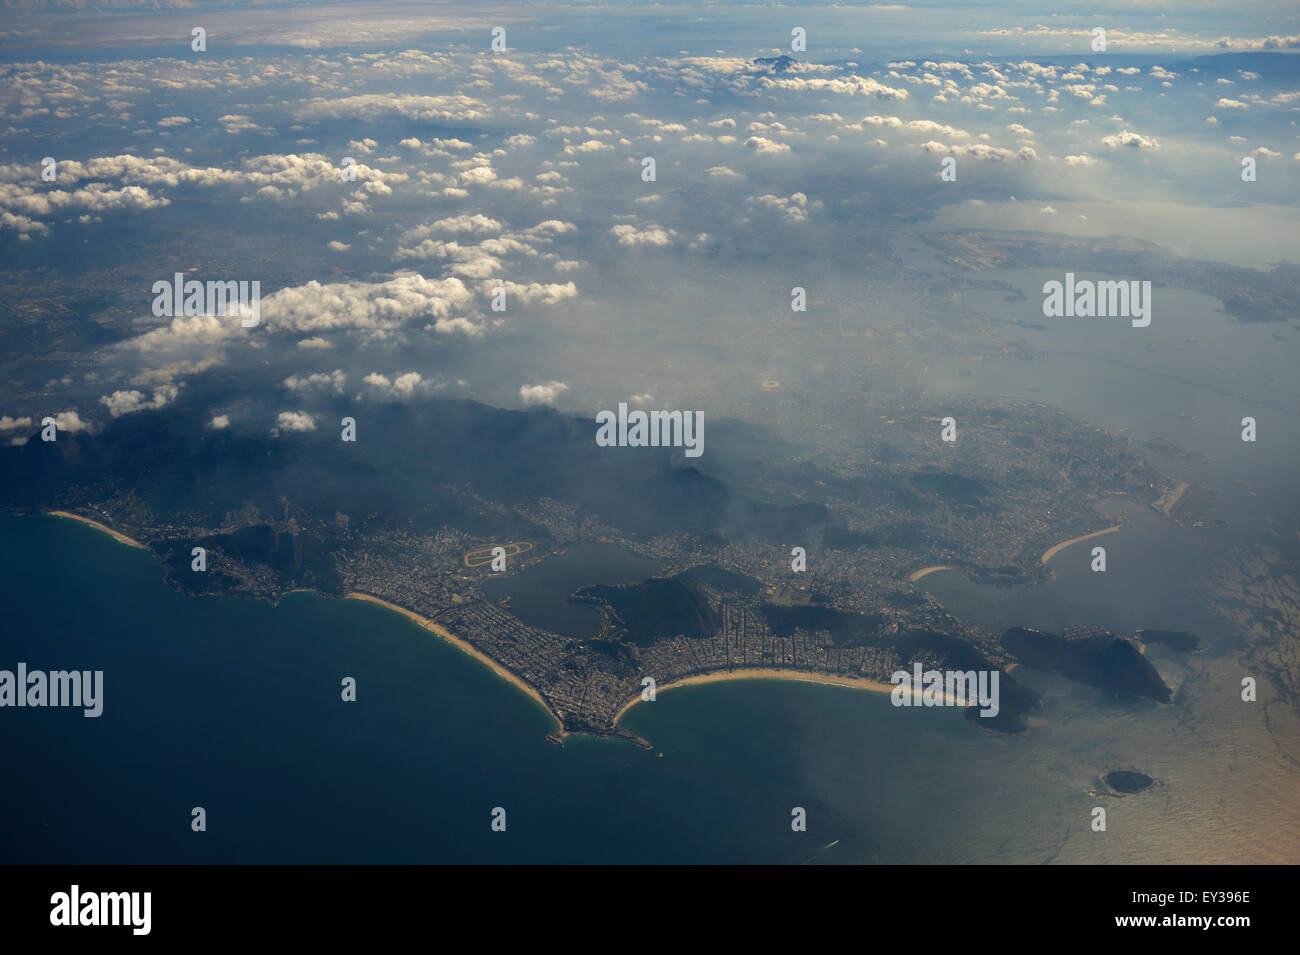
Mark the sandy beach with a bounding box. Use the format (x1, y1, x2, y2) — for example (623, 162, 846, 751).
(908, 565, 953, 583)
(48, 510, 147, 550)
(345, 592, 565, 738)
(614, 667, 979, 725)
(1040, 525, 1122, 564)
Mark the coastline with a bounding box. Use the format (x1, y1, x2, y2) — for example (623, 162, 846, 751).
(272, 587, 316, 607)
(1155, 481, 1189, 517)
(29, 509, 1008, 746)
(1040, 525, 1122, 564)
(908, 565, 953, 583)
(345, 591, 566, 739)
(614, 667, 976, 725)
(47, 510, 147, 550)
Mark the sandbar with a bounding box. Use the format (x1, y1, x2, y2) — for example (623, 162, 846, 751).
(614, 667, 975, 725)
(48, 510, 147, 550)
(1040, 525, 1122, 564)
(908, 565, 952, 583)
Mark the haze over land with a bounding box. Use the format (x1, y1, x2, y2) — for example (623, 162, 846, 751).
(1, 0, 1298, 863)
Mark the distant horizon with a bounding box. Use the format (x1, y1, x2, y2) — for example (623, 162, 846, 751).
(1, 0, 1297, 880)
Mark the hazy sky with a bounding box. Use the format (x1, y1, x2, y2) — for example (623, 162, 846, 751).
(0, 0, 1296, 442)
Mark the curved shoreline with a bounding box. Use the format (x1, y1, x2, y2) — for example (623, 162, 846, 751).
(47, 510, 147, 550)
(1040, 525, 1122, 564)
(614, 669, 905, 725)
(36, 511, 1000, 748)
(908, 565, 953, 583)
(345, 592, 566, 739)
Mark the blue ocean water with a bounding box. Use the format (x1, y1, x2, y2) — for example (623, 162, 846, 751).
(3, 509, 1296, 864)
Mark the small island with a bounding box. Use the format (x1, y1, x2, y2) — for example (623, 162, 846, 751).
(1104, 770, 1157, 794)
